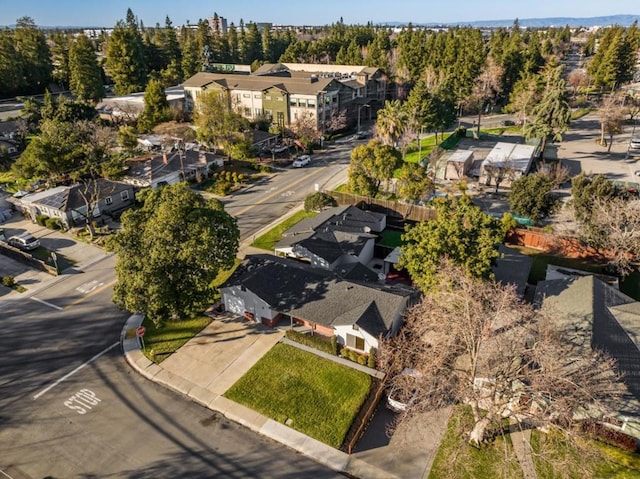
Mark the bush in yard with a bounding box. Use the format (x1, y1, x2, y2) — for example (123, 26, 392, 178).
(331, 335, 338, 355)
(367, 347, 375, 368)
(214, 179, 233, 196)
(304, 191, 338, 212)
(36, 214, 49, 226)
(45, 217, 63, 230)
(2, 275, 16, 288)
(285, 329, 337, 355)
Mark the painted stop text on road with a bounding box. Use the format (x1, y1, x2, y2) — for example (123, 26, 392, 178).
(64, 389, 101, 415)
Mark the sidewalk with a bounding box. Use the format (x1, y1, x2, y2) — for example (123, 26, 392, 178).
(121, 314, 422, 479)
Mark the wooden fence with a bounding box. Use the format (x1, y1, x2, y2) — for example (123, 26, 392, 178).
(343, 377, 388, 455)
(506, 228, 604, 260)
(327, 190, 437, 222)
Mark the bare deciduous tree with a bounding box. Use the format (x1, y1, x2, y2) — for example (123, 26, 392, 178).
(598, 94, 625, 152)
(379, 261, 624, 453)
(470, 57, 504, 135)
(567, 69, 589, 99)
(578, 197, 640, 276)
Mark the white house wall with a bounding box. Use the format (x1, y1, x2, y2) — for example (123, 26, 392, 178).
(221, 286, 274, 321)
(334, 324, 378, 351)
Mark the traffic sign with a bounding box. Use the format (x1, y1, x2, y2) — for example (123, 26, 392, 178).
(136, 326, 146, 337)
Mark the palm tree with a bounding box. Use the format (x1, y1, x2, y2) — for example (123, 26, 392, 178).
(375, 100, 408, 147)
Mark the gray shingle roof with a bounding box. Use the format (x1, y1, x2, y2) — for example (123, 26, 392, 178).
(224, 255, 413, 337)
(125, 150, 217, 183)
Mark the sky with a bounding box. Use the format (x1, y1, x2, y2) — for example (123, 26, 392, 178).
(1, 0, 640, 27)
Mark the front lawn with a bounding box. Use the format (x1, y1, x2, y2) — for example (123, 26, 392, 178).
(251, 210, 317, 251)
(141, 315, 211, 363)
(429, 405, 522, 479)
(224, 343, 371, 448)
(404, 133, 456, 164)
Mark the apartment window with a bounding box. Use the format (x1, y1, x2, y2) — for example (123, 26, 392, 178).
(265, 95, 272, 100)
(244, 107, 251, 116)
(255, 108, 262, 116)
(254, 93, 261, 99)
(307, 99, 315, 107)
(243, 93, 250, 98)
(290, 98, 298, 107)
(298, 99, 307, 108)
(105, 196, 113, 205)
(120, 190, 130, 201)
(276, 97, 283, 101)
(346, 334, 365, 351)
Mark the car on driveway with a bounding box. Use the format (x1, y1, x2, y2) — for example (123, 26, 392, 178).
(630, 138, 640, 150)
(7, 232, 40, 251)
(292, 155, 311, 167)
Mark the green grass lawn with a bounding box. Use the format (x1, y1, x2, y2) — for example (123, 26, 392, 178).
(31, 247, 75, 272)
(377, 229, 405, 248)
(140, 315, 212, 363)
(429, 405, 523, 479)
(404, 133, 456, 164)
(531, 430, 640, 478)
(224, 343, 372, 448)
(251, 210, 317, 251)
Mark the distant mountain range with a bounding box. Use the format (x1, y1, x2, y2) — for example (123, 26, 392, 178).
(383, 14, 640, 28)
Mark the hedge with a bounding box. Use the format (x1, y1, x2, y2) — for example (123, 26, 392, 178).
(285, 329, 338, 355)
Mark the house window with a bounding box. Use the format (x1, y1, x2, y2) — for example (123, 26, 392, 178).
(105, 196, 113, 205)
(346, 333, 365, 351)
(120, 190, 130, 201)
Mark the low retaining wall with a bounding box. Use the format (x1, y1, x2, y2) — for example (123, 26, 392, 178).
(0, 243, 58, 275)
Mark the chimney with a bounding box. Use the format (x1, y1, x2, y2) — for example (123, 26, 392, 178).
(163, 153, 168, 164)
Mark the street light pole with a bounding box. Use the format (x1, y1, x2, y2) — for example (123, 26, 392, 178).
(357, 104, 370, 133)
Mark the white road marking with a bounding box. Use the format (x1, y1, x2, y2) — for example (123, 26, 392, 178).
(33, 342, 119, 400)
(31, 297, 63, 311)
(64, 388, 102, 415)
(0, 468, 15, 479)
(75, 280, 104, 294)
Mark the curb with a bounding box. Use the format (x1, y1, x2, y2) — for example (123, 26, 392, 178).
(119, 314, 399, 479)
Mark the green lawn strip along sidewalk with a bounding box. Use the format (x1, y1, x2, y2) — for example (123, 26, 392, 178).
(140, 315, 212, 363)
(251, 210, 317, 251)
(530, 430, 640, 478)
(429, 405, 522, 479)
(31, 247, 75, 271)
(224, 343, 371, 449)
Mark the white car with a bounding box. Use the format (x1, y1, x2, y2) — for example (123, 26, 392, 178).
(630, 138, 640, 150)
(292, 155, 311, 167)
(7, 232, 40, 251)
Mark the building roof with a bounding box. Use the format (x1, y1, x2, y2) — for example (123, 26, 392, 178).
(482, 142, 536, 174)
(275, 205, 385, 264)
(223, 255, 413, 337)
(536, 275, 640, 433)
(446, 149, 474, 163)
(124, 149, 220, 185)
(492, 244, 532, 298)
(96, 86, 184, 117)
(20, 180, 131, 212)
(183, 71, 339, 96)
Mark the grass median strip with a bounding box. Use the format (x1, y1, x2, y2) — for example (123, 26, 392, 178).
(251, 210, 317, 251)
(224, 343, 371, 448)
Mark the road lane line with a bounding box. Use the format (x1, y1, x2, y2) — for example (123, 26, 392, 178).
(0, 468, 15, 479)
(33, 341, 119, 400)
(31, 297, 63, 311)
(231, 170, 315, 218)
(64, 279, 116, 310)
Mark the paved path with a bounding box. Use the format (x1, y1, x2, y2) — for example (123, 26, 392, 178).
(510, 419, 538, 479)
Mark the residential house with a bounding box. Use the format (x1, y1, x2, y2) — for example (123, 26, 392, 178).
(274, 205, 386, 272)
(122, 149, 223, 189)
(221, 254, 417, 351)
(14, 179, 134, 228)
(535, 275, 640, 439)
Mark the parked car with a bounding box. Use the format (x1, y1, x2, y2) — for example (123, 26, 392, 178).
(630, 138, 640, 150)
(292, 155, 311, 167)
(7, 232, 40, 251)
(501, 120, 516, 126)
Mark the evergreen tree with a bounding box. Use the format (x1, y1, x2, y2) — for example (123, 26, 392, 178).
(227, 23, 240, 63)
(14, 17, 52, 94)
(138, 78, 169, 132)
(0, 30, 20, 97)
(181, 36, 199, 79)
(50, 31, 70, 89)
(243, 22, 263, 63)
(261, 24, 275, 63)
(105, 10, 147, 95)
(69, 34, 104, 102)
(524, 64, 571, 155)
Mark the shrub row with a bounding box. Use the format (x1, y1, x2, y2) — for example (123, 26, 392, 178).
(35, 214, 64, 230)
(285, 329, 338, 356)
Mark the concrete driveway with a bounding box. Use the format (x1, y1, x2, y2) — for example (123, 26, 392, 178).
(159, 315, 284, 395)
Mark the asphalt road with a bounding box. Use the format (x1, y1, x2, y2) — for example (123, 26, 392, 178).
(0, 259, 342, 478)
(221, 143, 353, 241)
